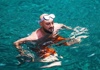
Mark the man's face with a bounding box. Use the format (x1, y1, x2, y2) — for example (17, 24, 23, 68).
(41, 19, 54, 33)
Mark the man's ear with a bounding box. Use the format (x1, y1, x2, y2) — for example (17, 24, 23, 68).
(40, 22, 43, 27)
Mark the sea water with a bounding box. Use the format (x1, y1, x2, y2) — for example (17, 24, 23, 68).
(0, 0, 100, 70)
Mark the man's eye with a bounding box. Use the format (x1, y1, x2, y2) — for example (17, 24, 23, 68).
(46, 23, 50, 25)
(52, 22, 54, 24)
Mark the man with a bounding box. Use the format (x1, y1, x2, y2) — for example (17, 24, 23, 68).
(14, 13, 87, 66)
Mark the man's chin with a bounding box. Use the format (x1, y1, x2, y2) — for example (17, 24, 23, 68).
(48, 30, 54, 33)
(48, 31, 53, 34)
(49, 29, 54, 32)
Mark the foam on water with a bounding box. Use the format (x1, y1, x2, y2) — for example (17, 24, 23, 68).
(70, 26, 89, 39)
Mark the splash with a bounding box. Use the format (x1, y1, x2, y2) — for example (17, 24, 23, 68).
(70, 26, 89, 39)
(88, 53, 95, 57)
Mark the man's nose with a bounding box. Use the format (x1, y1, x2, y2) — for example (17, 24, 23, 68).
(50, 23, 53, 27)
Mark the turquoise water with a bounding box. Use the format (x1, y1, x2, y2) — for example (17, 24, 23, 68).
(0, 0, 100, 70)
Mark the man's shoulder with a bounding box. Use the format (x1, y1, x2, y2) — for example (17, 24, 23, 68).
(31, 28, 39, 35)
(27, 29, 39, 40)
(54, 23, 63, 27)
(54, 22, 59, 25)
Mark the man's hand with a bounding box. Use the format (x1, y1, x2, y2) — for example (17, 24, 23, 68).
(14, 42, 25, 55)
(18, 49, 25, 56)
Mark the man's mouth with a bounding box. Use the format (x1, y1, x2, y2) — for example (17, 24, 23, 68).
(49, 27, 54, 31)
(43, 27, 53, 34)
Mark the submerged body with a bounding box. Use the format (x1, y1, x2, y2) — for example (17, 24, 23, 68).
(29, 34, 69, 61)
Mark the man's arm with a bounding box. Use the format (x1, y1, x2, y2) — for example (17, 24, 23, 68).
(14, 32, 36, 55)
(14, 37, 29, 55)
(61, 24, 73, 31)
(54, 23, 73, 31)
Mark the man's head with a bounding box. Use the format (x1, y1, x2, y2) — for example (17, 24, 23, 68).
(39, 13, 55, 34)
